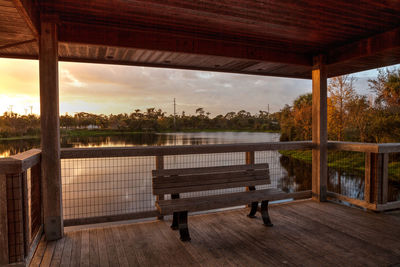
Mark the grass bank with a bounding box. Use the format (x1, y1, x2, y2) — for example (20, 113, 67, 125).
(280, 150, 400, 182)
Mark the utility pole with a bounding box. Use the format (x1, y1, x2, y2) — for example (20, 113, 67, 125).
(173, 98, 176, 130)
(267, 104, 270, 114)
(24, 108, 28, 115)
(29, 105, 33, 114)
(8, 105, 13, 114)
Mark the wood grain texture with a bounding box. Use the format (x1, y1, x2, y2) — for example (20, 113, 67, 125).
(30, 200, 400, 267)
(61, 141, 315, 159)
(39, 20, 63, 241)
(312, 55, 327, 202)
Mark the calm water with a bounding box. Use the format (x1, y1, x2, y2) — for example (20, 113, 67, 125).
(1, 132, 399, 219)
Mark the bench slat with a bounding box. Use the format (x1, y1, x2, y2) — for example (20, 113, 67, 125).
(156, 188, 283, 215)
(153, 169, 269, 187)
(153, 178, 270, 194)
(152, 163, 269, 177)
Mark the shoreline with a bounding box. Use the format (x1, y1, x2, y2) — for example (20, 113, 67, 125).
(0, 129, 280, 141)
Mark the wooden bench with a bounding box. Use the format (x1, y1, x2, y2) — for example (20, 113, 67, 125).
(152, 163, 282, 241)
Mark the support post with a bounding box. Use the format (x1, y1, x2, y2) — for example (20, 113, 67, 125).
(155, 155, 164, 220)
(365, 153, 388, 204)
(39, 20, 63, 240)
(0, 174, 8, 265)
(312, 55, 328, 202)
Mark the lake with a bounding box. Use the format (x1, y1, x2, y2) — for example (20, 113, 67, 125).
(1, 132, 399, 219)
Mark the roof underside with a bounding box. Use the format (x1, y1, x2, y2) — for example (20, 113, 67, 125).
(1, 0, 400, 79)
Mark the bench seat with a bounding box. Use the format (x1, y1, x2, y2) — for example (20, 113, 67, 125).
(156, 188, 283, 215)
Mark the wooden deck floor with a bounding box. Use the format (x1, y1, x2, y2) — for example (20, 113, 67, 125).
(30, 200, 400, 267)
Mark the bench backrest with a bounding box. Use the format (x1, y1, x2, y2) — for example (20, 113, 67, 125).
(152, 163, 270, 195)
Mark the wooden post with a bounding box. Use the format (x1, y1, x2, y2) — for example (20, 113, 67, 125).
(39, 19, 63, 241)
(155, 155, 164, 220)
(365, 153, 388, 204)
(0, 174, 8, 265)
(312, 55, 328, 202)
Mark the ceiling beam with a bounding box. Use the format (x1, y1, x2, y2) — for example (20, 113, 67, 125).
(12, 0, 39, 37)
(328, 26, 400, 65)
(58, 22, 312, 67)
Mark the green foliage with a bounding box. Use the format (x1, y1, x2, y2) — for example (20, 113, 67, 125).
(0, 109, 280, 139)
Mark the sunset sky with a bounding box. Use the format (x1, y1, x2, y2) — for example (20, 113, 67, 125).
(0, 58, 397, 117)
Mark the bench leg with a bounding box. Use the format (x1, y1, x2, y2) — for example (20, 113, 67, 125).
(260, 200, 273, 227)
(247, 201, 258, 218)
(171, 212, 179, 230)
(170, 194, 180, 230)
(178, 211, 191, 242)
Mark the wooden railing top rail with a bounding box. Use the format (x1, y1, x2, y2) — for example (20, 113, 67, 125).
(0, 149, 41, 174)
(327, 141, 379, 153)
(60, 141, 315, 159)
(328, 141, 400, 153)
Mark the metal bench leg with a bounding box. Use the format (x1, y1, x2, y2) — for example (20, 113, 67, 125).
(260, 200, 273, 227)
(247, 201, 258, 218)
(178, 211, 191, 241)
(170, 194, 180, 230)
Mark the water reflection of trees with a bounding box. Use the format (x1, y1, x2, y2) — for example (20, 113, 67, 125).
(279, 155, 312, 192)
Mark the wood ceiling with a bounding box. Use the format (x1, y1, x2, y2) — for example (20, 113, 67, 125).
(1, 0, 400, 79)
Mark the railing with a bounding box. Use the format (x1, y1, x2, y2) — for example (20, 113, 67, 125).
(1, 140, 399, 264)
(0, 149, 43, 266)
(59, 141, 314, 226)
(327, 142, 400, 211)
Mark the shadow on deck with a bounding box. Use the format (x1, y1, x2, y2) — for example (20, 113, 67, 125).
(30, 200, 400, 266)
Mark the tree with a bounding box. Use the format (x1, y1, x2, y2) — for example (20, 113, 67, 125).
(328, 75, 356, 141)
(369, 68, 400, 110)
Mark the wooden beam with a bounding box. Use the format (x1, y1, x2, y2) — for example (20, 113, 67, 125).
(0, 174, 8, 265)
(312, 55, 327, 202)
(328, 26, 400, 65)
(39, 20, 63, 241)
(12, 0, 39, 37)
(58, 23, 312, 66)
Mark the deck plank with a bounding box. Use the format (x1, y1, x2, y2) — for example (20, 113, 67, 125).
(69, 231, 82, 267)
(30, 200, 400, 267)
(49, 236, 65, 267)
(80, 229, 90, 267)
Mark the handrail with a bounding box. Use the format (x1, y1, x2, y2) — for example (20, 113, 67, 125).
(60, 141, 315, 159)
(0, 149, 41, 174)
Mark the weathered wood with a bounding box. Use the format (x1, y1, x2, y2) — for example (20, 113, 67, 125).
(0, 174, 8, 265)
(155, 155, 164, 220)
(40, 19, 63, 241)
(29, 200, 400, 266)
(154, 178, 270, 195)
(327, 191, 377, 210)
(153, 163, 269, 176)
(365, 153, 388, 205)
(61, 141, 315, 159)
(156, 189, 312, 215)
(328, 141, 379, 153)
(10, 149, 41, 172)
(63, 210, 159, 227)
(312, 55, 327, 202)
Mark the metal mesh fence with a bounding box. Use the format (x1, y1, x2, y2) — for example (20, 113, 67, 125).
(61, 156, 155, 220)
(327, 151, 365, 200)
(388, 152, 400, 202)
(61, 150, 312, 221)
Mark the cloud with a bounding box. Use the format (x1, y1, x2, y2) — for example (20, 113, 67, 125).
(2, 58, 400, 116)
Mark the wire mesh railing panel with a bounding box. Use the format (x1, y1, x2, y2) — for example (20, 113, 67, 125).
(164, 152, 246, 198)
(61, 156, 155, 220)
(255, 150, 312, 192)
(388, 153, 400, 202)
(327, 151, 365, 200)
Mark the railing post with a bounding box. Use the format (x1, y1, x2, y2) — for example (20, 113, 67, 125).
(40, 18, 63, 240)
(0, 173, 8, 265)
(365, 153, 388, 205)
(155, 155, 164, 220)
(312, 55, 328, 202)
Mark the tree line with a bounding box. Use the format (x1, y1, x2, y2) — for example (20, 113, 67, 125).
(278, 67, 400, 143)
(1, 67, 399, 143)
(0, 108, 279, 138)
